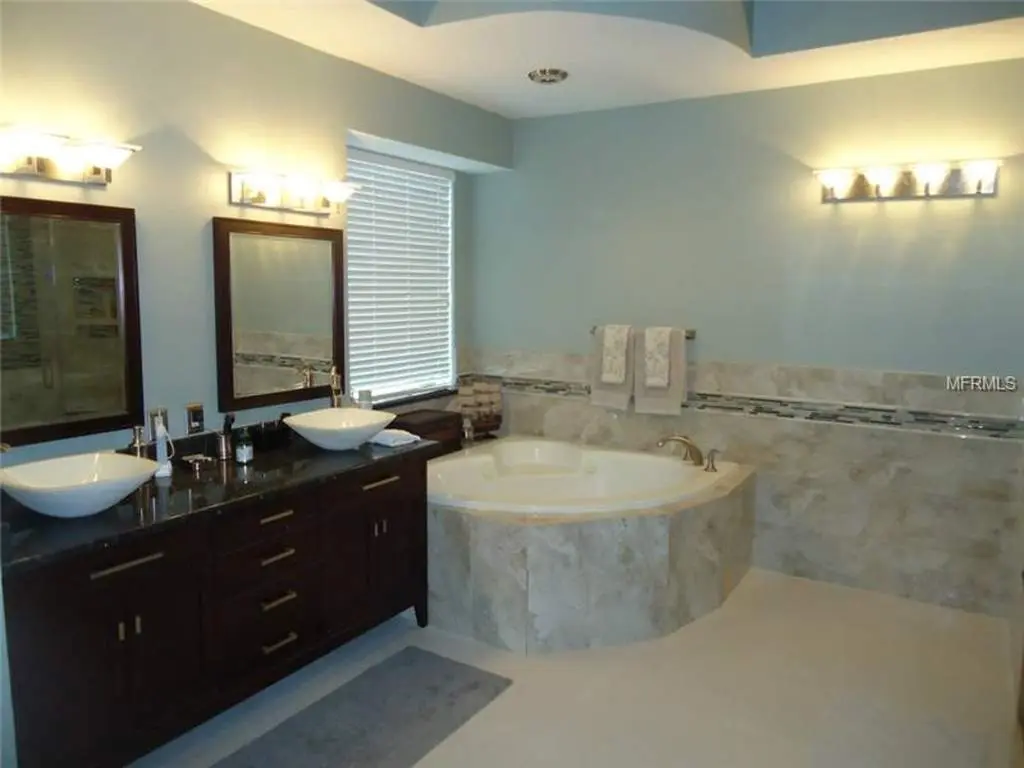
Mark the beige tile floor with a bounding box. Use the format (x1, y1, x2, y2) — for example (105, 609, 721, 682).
(135, 569, 1020, 768)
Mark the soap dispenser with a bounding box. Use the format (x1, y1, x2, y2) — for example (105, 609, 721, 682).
(153, 413, 175, 477)
(235, 427, 253, 465)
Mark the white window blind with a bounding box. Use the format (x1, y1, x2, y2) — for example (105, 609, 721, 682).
(344, 150, 455, 402)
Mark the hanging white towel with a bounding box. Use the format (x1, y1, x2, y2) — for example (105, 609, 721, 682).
(644, 327, 673, 388)
(591, 326, 634, 410)
(600, 325, 631, 384)
(634, 328, 687, 415)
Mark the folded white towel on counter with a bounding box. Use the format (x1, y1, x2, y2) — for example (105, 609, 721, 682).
(371, 429, 421, 447)
(600, 324, 632, 384)
(591, 326, 635, 411)
(644, 326, 673, 388)
(634, 328, 687, 415)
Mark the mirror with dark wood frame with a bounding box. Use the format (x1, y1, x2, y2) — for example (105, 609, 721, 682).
(0, 196, 144, 446)
(211, 217, 345, 413)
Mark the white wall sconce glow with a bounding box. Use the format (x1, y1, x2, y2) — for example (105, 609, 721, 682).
(815, 159, 1001, 203)
(228, 171, 359, 215)
(0, 125, 140, 185)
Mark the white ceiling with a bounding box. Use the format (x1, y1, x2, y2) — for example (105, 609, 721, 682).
(195, 0, 1024, 118)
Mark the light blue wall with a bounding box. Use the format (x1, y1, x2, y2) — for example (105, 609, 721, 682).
(750, 0, 1024, 56)
(469, 59, 1024, 375)
(0, 0, 510, 467)
(0, 4, 509, 764)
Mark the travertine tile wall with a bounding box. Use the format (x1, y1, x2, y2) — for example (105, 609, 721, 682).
(463, 347, 1023, 418)
(466, 348, 1023, 621)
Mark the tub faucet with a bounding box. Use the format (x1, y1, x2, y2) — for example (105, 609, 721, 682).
(328, 365, 343, 408)
(657, 435, 703, 467)
(704, 448, 720, 473)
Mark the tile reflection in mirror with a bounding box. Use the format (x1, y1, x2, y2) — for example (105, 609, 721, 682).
(229, 232, 334, 398)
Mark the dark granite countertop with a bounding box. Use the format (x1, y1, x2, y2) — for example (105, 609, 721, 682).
(1, 437, 442, 578)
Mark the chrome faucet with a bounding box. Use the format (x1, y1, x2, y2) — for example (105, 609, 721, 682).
(657, 435, 703, 467)
(328, 365, 344, 408)
(0, 443, 10, 453)
(704, 448, 720, 473)
(299, 366, 315, 389)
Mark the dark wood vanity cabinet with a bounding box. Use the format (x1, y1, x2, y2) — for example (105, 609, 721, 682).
(3, 449, 433, 768)
(4, 524, 204, 768)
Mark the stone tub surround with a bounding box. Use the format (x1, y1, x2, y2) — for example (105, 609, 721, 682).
(461, 348, 1023, 419)
(501, 390, 1024, 621)
(427, 464, 754, 653)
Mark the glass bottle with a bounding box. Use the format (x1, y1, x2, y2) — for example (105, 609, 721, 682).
(235, 427, 254, 465)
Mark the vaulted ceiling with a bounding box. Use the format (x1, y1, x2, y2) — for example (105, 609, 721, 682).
(194, 0, 1024, 117)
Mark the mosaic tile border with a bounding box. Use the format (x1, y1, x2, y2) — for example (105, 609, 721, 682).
(233, 352, 333, 372)
(458, 374, 1024, 441)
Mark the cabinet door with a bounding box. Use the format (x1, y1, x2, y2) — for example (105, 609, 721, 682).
(321, 498, 372, 637)
(5, 575, 129, 768)
(372, 495, 426, 611)
(127, 578, 204, 729)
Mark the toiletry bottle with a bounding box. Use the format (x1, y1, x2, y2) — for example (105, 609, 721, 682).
(235, 427, 253, 465)
(358, 389, 373, 410)
(154, 413, 175, 477)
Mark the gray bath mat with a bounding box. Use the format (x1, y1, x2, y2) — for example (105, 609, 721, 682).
(213, 646, 512, 768)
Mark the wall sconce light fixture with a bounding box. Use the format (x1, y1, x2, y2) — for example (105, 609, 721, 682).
(0, 125, 140, 185)
(228, 171, 359, 215)
(815, 159, 1001, 203)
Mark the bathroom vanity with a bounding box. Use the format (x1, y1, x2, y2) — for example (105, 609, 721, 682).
(1, 438, 442, 768)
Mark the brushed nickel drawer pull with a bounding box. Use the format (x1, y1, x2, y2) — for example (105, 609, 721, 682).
(362, 475, 400, 492)
(134, 614, 143, 636)
(117, 621, 126, 642)
(90, 551, 165, 580)
(382, 518, 388, 535)
(262, 631, 299, 656)
(261, 590, 298, 612)
(259, 509, 295, 525)
(260, 547, 296, 567)
(373, 521, 379, 538)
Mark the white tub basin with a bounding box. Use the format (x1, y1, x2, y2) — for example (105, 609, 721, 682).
(0, 452, 159, 519)
(284, 408, 395, 451)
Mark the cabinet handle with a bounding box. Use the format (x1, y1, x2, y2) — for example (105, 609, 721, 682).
(261, 590, 298, 613)
(382, 518, 388, 535)
(134, 615, 142, 636)
(90, 551, 165, 580)
(260, 547, 296, 567)
(117, 621, 126, 642)
(373, 521, 379, 538)
(362, 475, 400, 491)
(261, 631, 299, 656)
(259, 509, 295, 525)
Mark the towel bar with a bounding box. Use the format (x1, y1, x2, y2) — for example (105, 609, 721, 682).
(591, 326, 695, 340)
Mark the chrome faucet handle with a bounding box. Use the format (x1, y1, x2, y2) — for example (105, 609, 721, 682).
(0, 442, 10, 453)
(704, 449, 720, 473)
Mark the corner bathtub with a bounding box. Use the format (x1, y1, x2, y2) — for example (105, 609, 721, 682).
(428, 438, 736, 515)
(426, 438, 756, 653)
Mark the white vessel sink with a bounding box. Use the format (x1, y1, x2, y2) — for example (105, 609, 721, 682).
(284, 408, 395, 451)
(0, 452, 159, 519)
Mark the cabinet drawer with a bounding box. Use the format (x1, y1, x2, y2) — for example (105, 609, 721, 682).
(211, 489, 319, 555)
(210, 525, 321, 596)
(335, 461, 422, 505)
(210, 566, 319, 638)
(15, 522, 203, 597)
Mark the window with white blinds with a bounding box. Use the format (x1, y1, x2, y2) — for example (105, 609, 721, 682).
(344, 150, 455, 402)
